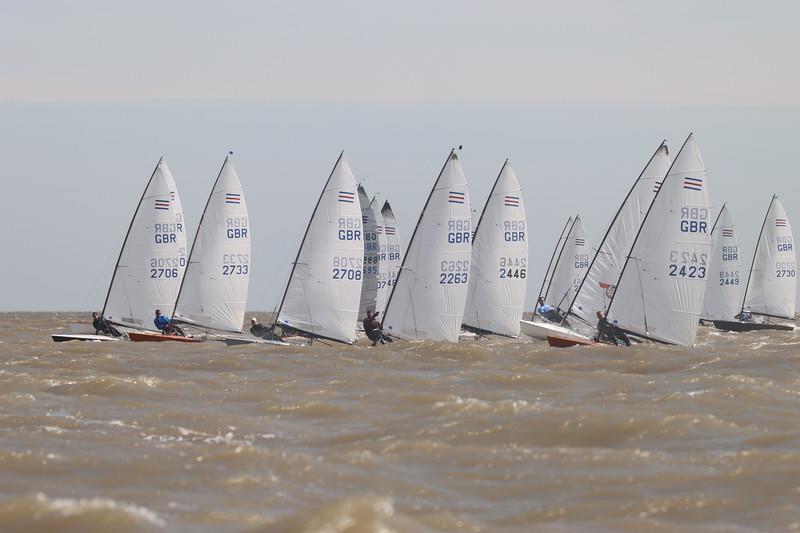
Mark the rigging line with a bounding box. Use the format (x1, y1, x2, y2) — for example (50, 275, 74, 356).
(634, 258, 649, 334)
(538, 216, 573, 304)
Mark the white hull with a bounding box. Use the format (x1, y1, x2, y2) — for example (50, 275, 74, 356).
(519, 319, 572, 340)
(217, 335, 291, 346)
(52, 333, 121, 343)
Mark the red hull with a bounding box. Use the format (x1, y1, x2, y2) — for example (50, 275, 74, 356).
(128, 332, 202, 343)
(547, 335, 593, 348)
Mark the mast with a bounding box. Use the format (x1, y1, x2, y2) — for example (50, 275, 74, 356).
(709, 203, 726, 235)
(274, 151, 345, 331)
(542, 216, 578, 305)
(171, 155, 230, 325)
(739, 194, 777, 317)
(563, 140, 668, 325)
(381, 149, 456, 326)
(101, 157, 163, 318)
(537, 216, 573, 304)
(472, 159, 509, 238)
(605, 133, 693, 338)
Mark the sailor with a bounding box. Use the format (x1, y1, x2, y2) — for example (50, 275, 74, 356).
(536, 296, 562, 323)
(250, 317, 277, 339)
(595, 310, 630, 346)
(154, 309, 184, 336)
(363, 311, 392, 346)
(91, 312, 122, 337)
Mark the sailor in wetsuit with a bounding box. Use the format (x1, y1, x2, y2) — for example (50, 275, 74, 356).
(536, 297, 563, 323)
(91, 312, 122, 337)
(154, 309, 185, 336)
(363, 311, 392, 346)
(595, 311, 630, 346)
(250, 317, 282, 341)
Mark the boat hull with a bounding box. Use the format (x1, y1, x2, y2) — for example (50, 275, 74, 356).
(713, 320, 795, 332)
(218, 335, 290, 346)
(520, 319, 571, 340)
(546, 331, 594, 348)
(51, 333, 121, 343)
(128, 332, 203, 343)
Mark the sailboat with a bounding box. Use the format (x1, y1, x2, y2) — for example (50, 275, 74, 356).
(52, 158, 188, 342)
(462, 160, 528, 337)
(274, 152, 364, 344)
(519, 215, 589, 339)
(715, 195, 796, 331)
(382, 149, 472, 342)
(357, 185, 384, 321)
(549, 133, 711, 347)
(374, 198, 402, 315)
(700, 204, 742, 326)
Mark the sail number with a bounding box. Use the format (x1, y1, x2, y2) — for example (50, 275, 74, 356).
(504, 220, 525, 242)
(440, 260, 469, 284)
(221, 254, 249, 275)
(777, 236, 793, 252)
(776, 261, 796, 278)
(226, 217, 249, 239)
(679, 207, 709, 233)
(719, 270, 740, 286)
(448, 220, 471, 244)
(332, 256, 362, 280)
(499, 256, 527, 279)
(668, 250, 707, 279)
(338, 217, 362, 241)
(149, 255, 185, 278)
(154, 222, 183, 244)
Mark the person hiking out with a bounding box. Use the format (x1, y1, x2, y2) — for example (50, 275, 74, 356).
(363, 311, 392, 346)
(595, 310, 630, 346)
(91, 312, 122, 337)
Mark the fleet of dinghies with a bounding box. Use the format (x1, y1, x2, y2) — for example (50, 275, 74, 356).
(52, 135, 798, 346)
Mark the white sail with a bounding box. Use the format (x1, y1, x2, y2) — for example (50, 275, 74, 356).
(702, 204, 741, 321)
(383, 150, 472, 342)
(545, 216, 589, 313)
(375, 198, 402, 315)
(537, 216, 573, 307)
(357, 185, 383, 320)
(570, 142, 671, 324)
(103, 159, 188, 330)
(607, 134, 712, 346)
(173, 157, 250, 333)
(742, 196, 796, 320)
(462, 161, 528, 336)
(276, 153, 364, 343)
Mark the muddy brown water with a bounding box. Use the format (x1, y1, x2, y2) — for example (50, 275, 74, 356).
(2, 312, 800, 532)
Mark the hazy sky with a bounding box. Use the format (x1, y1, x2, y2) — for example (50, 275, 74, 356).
(1, 2, 799, 311)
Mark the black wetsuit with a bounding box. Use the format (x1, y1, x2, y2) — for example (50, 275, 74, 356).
(363, 317, 392, 345)
(597, 317, 631, 346)
(93, 317, 122, 337)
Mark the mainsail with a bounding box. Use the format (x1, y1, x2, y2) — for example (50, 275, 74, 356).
(568, 142, 671, 324)
(606, 133, 712, 346)
(103, 158, 187, 330)
(702, 204, 741, 321)
(375, 198, 402, 315)
(462, 161, 528, 336)
(382, 150, 472, 342)
(742, 195, 797, 320)
(547, 216, 589, 313)
(173, 157, 250, 333)
(276, 153, 364, 343)
(357, 185, 383, 320)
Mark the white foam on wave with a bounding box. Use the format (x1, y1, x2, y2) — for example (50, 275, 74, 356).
(33, 492, 165, 527)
